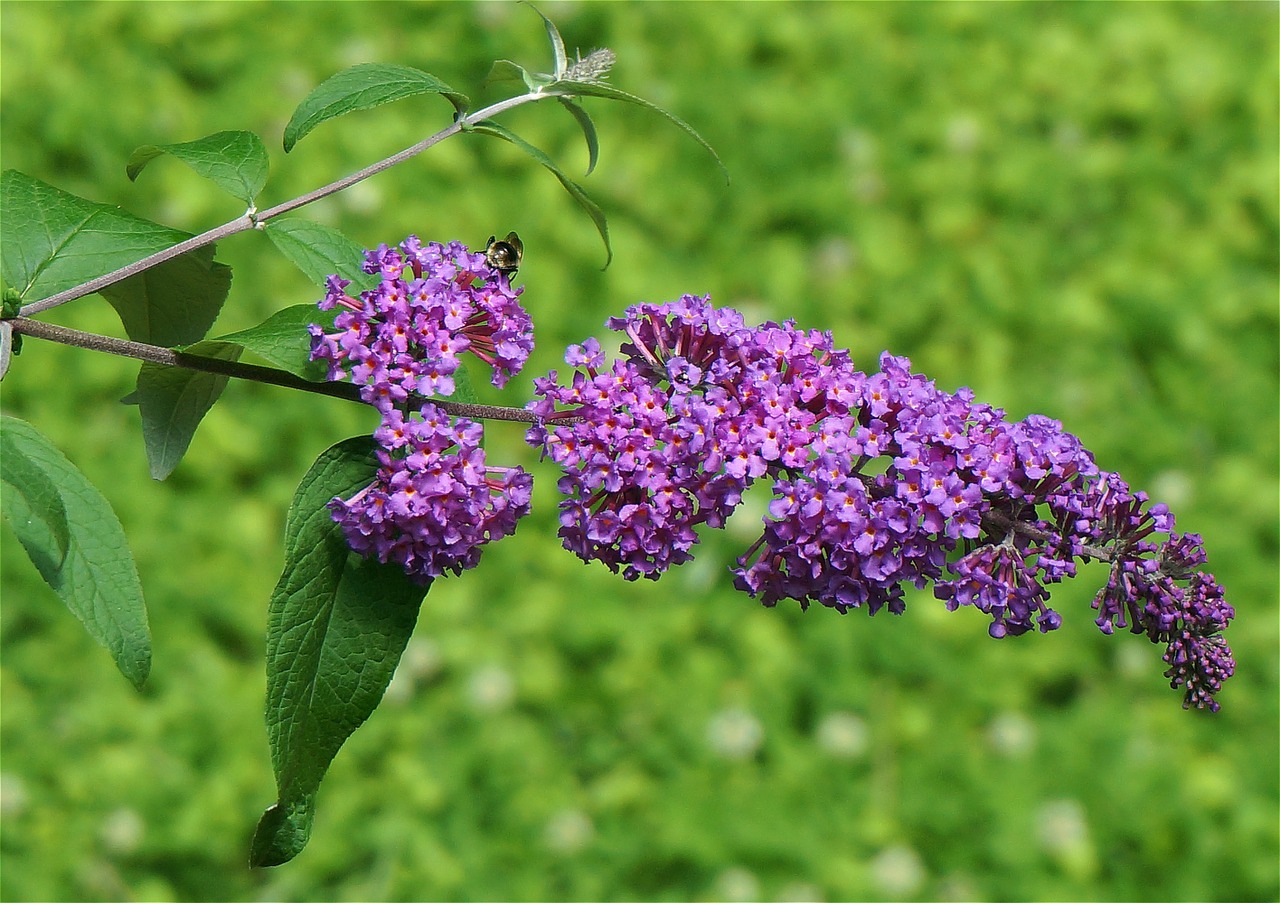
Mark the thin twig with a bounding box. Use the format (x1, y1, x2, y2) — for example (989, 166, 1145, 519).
(17, 92, 548, 318)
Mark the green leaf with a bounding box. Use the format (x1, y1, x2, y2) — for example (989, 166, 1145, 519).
(0, 420, 70, 561)
(100, 246, 232, 347)
(486, 59, 553, 93)
(251, 437, 428, 867)
(557, 97, 600, 176)
(214, 304, 329, 380)
(127, 130, 269, 205)
(0, 171, 232, 345)
(465, 121, 611, 267)
(263, 219, 378, 292)
(135, 340, 242, 480)
(2, 170, 188, 301)
(0, 415, 151, 688)
(528, 3, 568, 79)
(553, 80, 730, 184)
(283, 63, 468, 153)
(452, 357, 479, 407)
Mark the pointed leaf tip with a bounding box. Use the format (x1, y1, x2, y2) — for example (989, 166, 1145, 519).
(127, 131, 269, 204)
(525, 3, 568, 80)
(136, 340, 242, 481)
(250, 798, 315, 867)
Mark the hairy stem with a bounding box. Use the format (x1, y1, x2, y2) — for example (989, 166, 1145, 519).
(17, 92, 548, 318)
(8, 317, 543, 424)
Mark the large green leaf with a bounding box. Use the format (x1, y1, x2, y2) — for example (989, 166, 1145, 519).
(465, 120, 612, 267)
(263, 219, 378, 292)
(127, 130, 270, 205)
(0, 171, 232, 345)
(100, 246, 232, 347)
(0, 415, 151, 688)
(283, 63, 468, 152)
(2, 170, 188, 301)
(214, 304, 330, 380)
(250, 437, 428, 867)
(135, 340, 242, 481)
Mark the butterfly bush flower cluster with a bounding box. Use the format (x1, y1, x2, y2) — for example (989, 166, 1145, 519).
(526, 294, 1234, 710)
(310, 237, 534, 583)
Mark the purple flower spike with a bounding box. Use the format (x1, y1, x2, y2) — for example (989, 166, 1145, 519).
(529, 294, 1235, 711)
(527, 294, 835, 580)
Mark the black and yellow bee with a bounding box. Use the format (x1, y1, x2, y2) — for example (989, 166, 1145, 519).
(485, 231, 524, 281)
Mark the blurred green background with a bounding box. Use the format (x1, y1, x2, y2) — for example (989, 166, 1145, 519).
(1, 2, 1277, 900)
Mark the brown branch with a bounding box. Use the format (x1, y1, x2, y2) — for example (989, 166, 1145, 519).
(7, 317, 547, 424)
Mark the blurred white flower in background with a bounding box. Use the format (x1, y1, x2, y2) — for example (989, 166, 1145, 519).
(1036, 798, 1089, 852)
(543, 808, 594, 855)
(714, 866, 761, 902)
(986, 710, 1038, 758)
(467, 664, 516, 713)
(870, 844, 927, 899)
(1036, 798, 1098, 880)
(815, 711, 869, 760)
(706, 707, 764, 760)
(0, 773, 28, 818)
(384, 637, 443, 704)
(945, 113, 982, 153)
(936, 871, 980, 901)
(100, 807, 144, 855)
(776, 880, 824, 902)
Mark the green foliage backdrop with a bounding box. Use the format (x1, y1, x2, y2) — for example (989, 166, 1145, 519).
(1, 2, 1276, 900)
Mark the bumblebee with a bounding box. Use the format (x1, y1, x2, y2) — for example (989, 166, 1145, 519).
(485, 231, 524, 281)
